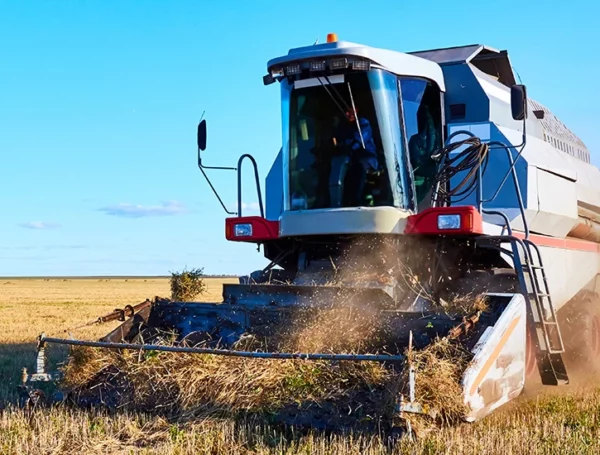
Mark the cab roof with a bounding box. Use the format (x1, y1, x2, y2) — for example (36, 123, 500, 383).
(267, 40, 446, 91)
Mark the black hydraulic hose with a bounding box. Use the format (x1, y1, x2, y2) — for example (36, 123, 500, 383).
(431, 136, 490, 207)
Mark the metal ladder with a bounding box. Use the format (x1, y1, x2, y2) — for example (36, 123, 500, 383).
(519, 238, 568, 385)
(481, 229, 569, 385)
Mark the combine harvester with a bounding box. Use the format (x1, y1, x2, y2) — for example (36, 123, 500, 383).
(23, 34, 600, 424)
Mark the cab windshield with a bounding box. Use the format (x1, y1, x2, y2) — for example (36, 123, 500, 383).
(283, 70, 409, 211)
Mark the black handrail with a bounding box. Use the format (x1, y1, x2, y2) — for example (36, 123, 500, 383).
(237, 154, 265, 218)
(481, 209, 513, 235)
(485, 140, 530, 239)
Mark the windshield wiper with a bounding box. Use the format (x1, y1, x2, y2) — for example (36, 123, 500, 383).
(317, 76, 348, 117)
(316, 76, 365, 149)
(347, 82, 365, 149)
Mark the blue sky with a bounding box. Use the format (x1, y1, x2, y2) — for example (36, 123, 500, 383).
(1, 1, 598, 277)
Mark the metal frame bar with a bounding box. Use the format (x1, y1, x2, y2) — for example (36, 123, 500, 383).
(37, 334, 404, 362)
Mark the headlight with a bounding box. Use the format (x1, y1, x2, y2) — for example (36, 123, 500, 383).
(309, 60, 326, 72)
(437, 214, 461, 230)
(351, 59, 371, 71)
(329, 57, 348, 70)
(234, 223, 253, 237)
(285, 63, 301, 75)
(270, 67, 284, 78)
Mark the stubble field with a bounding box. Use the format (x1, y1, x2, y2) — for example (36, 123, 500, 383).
(1, 278, 599, 454)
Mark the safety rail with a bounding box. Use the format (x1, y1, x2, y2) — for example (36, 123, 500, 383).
(236, 154, 265, 218)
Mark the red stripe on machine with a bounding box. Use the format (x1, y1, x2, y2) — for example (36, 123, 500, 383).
(512, 232, 600, 253)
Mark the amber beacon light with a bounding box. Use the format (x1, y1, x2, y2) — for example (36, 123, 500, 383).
(327, 33, 338, 43)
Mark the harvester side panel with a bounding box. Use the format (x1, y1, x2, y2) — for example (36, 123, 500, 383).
(447, 123, 580, 239)
(527, 245, 600, 312)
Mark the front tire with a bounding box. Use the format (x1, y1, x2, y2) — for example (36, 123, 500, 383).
(524, 326, 542, 392)
(559, 292, 600, 379)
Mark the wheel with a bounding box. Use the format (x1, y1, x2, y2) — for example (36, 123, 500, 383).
(524, 326, 542, 391)
(559, 292, 600, 379)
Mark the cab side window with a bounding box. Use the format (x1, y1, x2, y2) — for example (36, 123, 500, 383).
(400, 78, 443, 208)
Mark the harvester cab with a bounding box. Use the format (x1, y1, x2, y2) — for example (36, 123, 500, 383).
(27, 35, 600, 428)
(196, 34, 529, 304)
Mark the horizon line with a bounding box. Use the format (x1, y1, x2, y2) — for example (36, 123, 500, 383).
(0, 274, 240, 280)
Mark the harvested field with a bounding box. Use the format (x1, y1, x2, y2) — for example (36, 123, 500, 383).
(1, 278, 600, 454)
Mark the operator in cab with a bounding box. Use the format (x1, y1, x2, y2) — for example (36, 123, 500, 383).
(311, 108, 378, 208)
(408, 106, 440, 210)
(337, 109, 378, 206)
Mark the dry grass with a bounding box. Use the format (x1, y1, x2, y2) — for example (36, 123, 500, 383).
(58, 289, 403, 428)
(2, 278, 600, 454)
(169, 268, 207, 301)
(2, 389, 600, 454)
(0, 277, 232, 405)
(56, 279, 479, 430)
(62, 344, 395, 425)
(405, 338, 473, 426)
(0, 277, 230, 343)
(435, 293, 489, 316)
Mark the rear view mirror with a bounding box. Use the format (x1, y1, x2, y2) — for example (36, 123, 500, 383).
(197, 119, 207, 151)
(511, 85, 528, 121)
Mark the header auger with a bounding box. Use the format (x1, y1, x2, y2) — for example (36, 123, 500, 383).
(23, 35, 600, 431)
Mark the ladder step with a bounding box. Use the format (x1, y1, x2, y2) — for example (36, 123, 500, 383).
(500, 235, 569, 372)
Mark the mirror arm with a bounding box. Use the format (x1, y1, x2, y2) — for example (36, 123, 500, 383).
(197, 148, 237, 215)
(197, 163, 237, 216)
(512, 98, 528, 149)
(507, 85, 528, 149)
(198, 153, 237, 172)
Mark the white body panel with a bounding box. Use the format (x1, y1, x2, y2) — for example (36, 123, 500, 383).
(529, 245, 600, 312)
(463, 294, 526, 421)
(279, 207, 410, 237)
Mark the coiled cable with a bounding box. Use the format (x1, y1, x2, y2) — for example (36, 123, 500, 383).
(431, 136, 490, 207)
